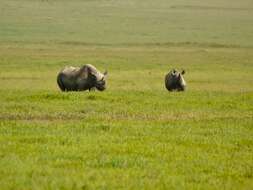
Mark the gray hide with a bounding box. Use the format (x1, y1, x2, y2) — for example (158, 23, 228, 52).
(165, 69, 186, 91)
(57, 64, 107, 91)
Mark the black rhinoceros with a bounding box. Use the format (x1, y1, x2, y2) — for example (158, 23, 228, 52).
(57, 64, 107, 91)
(165, 69, 186, 91)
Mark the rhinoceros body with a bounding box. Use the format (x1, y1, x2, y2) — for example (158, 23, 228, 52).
(165, 69, 186, 91)
(57, 64, 107, 91)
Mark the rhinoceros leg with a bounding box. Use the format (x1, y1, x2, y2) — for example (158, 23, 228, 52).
(89, 87, 96, 91)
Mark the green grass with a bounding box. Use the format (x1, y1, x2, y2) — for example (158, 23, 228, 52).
(1, 0, 253, 46)
(0, 0, 253, 189)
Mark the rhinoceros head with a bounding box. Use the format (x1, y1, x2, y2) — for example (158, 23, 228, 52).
(94, 71, 108, 91)
(165, 69, 186, 91)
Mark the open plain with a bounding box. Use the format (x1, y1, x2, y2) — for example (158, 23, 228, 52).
(0, 0, 253, 189)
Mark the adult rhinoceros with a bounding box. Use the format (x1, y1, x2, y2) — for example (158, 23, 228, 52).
(165, 69, 186, 91)
(57, 64, 107, 91)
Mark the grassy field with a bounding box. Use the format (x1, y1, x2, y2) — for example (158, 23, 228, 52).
(0, 0, 253, 189)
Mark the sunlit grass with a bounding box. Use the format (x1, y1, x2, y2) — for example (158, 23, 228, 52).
(0, 44, 253, 189)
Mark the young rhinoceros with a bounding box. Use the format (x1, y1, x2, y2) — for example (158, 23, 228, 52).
(165, 69, 186, 91)
(57, 64, 107, 91)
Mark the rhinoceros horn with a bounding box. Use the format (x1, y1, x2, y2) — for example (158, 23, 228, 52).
(101, 70, 108, 80)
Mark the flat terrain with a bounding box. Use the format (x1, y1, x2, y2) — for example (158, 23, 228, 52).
(0, 0, 253, 189)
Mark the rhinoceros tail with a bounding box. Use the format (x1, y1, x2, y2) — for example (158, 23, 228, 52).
(57, 73, 65, 91)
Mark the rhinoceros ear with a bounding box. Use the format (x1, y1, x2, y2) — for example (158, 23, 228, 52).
(181, 70, 185, 75)
(171, 69, 176, 76)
